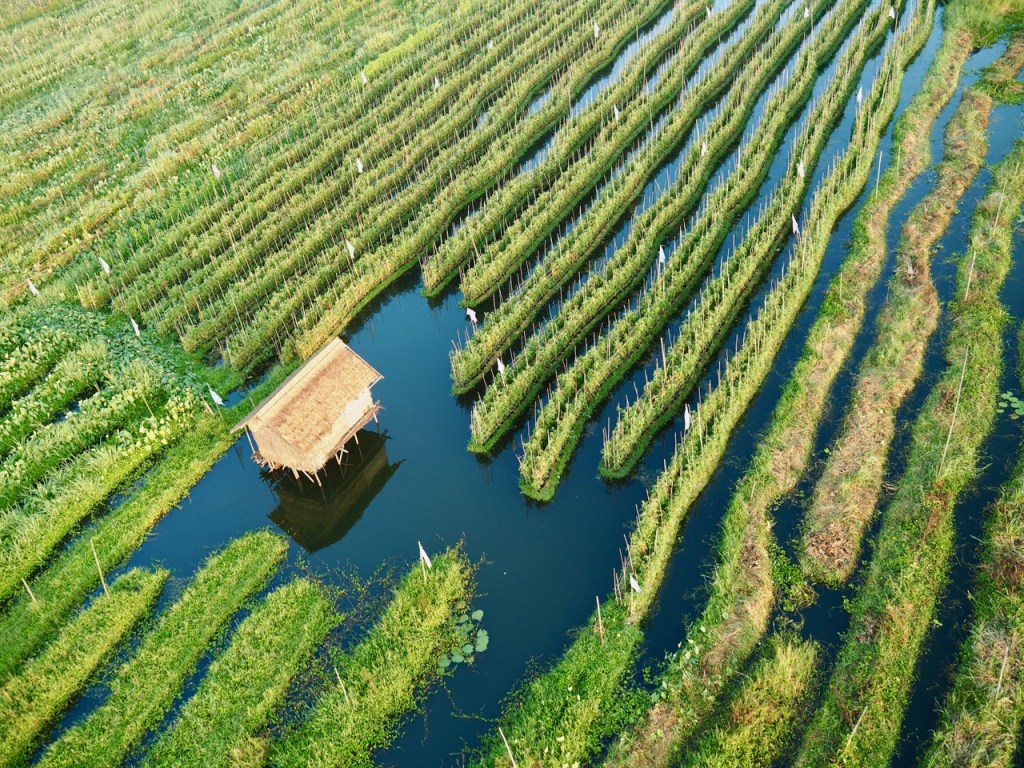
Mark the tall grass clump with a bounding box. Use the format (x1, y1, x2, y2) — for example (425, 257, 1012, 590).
(146, 577, 338, 768)
(38, 531, 286, 768)
(271, 546, 474, 768)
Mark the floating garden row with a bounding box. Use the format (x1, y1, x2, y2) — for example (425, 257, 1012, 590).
(448, 0, 758, 305)
(449, 0, 805, 393)
(421, 0, 713, 296)
(794, 86, 1021, 766)
(799, 73, 1004, 586)
(926, 314, 1024, 765)
(18, 0, 467, 296)
(462, 0, 865, 457)
(479, 5, 932, 763)
(522, 0, 891, 499)
(221, 0, 683, 372)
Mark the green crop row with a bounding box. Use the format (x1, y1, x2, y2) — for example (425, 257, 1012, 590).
(610, 7, 934, 762)
(127, 0, 589, 337)
(800, 75, 1004, 586)
(145, 577, 339, 768)
(448, 0, 807, 394)
(0, 408, 233, 679)
(20, 0, 465, 297)
(449, 0, 757, 305)
(0, 392, 198, 604)
(0, 339, 107, 457)
(0, 568, 166, 768)
(38, 530, 287, 768)
(230, 0, 683, 373)
(0, 359, 168, 510)
(679, 637, 819, 768)
(421, 0, 713, 296)
(270, 547, 474, 768)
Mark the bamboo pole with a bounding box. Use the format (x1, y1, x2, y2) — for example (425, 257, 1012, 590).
(499, 726, 518, 768)
(91, 539, 109, 597)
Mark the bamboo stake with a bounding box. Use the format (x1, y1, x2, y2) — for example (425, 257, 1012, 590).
(91, 539, 109, 597)
(843, 706, 868, 758)
(499, 726, 518, 768)
(997, 642, 1010, 697)
(334, 666, 352, 704)
(596, 596, 605, 645)
(21, 577, 37, 604)
(940, 348, 969, 472)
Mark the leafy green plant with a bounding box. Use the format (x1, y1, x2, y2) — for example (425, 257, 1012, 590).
(439, 608, 488, 671)
(998, 389, 1024, 421)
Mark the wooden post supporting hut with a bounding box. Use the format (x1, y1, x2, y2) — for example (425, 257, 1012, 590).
(232, 339, 383, 484)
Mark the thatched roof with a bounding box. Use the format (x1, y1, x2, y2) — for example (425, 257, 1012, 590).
(233, 339, 382, 474)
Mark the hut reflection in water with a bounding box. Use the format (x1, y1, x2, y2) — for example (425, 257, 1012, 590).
(264, 430, 400, 552)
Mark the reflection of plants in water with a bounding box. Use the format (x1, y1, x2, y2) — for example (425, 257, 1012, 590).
(998, 390, 1024, 422)
(439, 609, 488, 671)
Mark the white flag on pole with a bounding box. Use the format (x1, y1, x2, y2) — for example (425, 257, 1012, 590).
(496, 357, 505, 376)
(27, 279, 39, 296)
(594, 21, 600, 40)
(629, 575, 642, 593)
(346, 238, 356, 261)
(701, 140, 708, 158)
(208, 385, 224, 407)
(130, 317, 141, 337)
(798, 160, 805, 179)
(418, 541, 433, 569)
(658, 244, 666, 265)
(889, 6, 896, 19)
(98, 256, 111, 274)
(684, 403, 692, 433)
(804, 6, 809, 18)
(613, 104, 620, 121)
(466, 307, 478, 325)
(356, 157, 364, 174)
(211, 163, 221, 180)
(487, 39, 494, 50)
(361, 70, 368, 85)
(706, 5, 712, 18)
(434, 75, 440, 90)
(857, 85, 863, 106)
(792, 214, 800, 236)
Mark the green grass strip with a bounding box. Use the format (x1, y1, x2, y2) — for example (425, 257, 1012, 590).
(793, 117, 1024, 768)
(680, 637, 818, 768)
(271, 547, 474, 768)
(475, 600, 643, 767)
(145, 577, 338, 768)
(38, 530, 287, 768)
(0, 338, 107, 458)
(924, 420, 1024, 765)
(0, 410, 233, 680)
(0, 394, 197, 604)
(0, 568, 166, 768)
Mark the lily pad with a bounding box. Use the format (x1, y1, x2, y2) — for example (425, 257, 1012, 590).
(475, 631, 490, 652)
(471, 609, 484, 621)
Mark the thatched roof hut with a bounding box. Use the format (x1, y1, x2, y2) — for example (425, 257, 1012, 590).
(233, 339, 382, 481)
